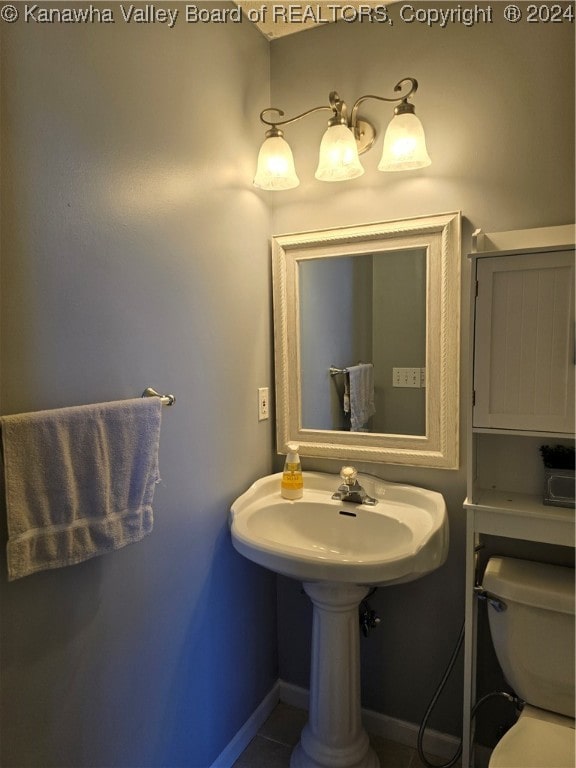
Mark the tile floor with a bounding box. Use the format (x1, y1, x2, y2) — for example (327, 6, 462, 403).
(232, 702, 452, 768)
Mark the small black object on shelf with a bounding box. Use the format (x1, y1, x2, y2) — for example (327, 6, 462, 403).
(539, 444, 575, 469)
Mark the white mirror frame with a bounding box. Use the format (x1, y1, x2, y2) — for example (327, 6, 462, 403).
(272, 211, 461, 469)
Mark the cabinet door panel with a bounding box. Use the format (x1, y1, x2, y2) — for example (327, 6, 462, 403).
(474, 250, 575, 431)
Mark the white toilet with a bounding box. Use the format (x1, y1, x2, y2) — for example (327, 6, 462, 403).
(482, 556, 575, 768)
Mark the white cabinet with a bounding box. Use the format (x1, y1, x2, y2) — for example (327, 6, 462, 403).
(473, 250, 574, 433)
(462, 225, 575, 768)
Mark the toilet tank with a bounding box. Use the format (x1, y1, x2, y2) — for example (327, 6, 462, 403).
(483, 557, 575, 718)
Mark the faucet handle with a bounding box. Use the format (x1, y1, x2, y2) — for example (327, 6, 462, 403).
(340, 466, 358, 486)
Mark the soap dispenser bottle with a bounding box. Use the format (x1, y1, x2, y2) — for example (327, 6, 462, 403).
(281, 443, 303, 499)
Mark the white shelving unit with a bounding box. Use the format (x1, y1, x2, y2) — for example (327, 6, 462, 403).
(462, 224, 575, 768)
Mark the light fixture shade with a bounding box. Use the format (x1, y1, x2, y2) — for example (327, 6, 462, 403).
(378, 112, 431, 172)
(253, 135, 300, 190)
(315, 124, 365, 182)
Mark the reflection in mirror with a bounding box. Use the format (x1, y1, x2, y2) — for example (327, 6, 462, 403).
(299, 249, 426, 435)
(272, 212, 461, 469)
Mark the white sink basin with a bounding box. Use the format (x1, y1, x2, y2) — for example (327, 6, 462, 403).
(230, 471, 448, 586)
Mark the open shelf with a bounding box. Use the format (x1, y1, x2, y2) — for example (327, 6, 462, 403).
(465, 489, 574, 546)
(472, 427, 573, 438)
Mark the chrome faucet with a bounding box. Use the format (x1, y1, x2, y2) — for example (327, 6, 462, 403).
(332, 466, 377, 506)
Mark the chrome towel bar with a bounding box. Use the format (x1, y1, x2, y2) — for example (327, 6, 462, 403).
(330, 362, 371, 376)
(142, 387, 175, 406)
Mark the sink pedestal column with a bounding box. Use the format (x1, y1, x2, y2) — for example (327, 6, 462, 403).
(290, 582, 380, 768)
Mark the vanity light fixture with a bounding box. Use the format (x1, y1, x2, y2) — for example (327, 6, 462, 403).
(253, 77, 431, 191)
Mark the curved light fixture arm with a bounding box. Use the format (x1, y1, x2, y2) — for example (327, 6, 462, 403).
(259, 104, 333, 131)
(259, 91, 350, 135)
(327, 91, 349, 126)
(350, 77, 419, 130)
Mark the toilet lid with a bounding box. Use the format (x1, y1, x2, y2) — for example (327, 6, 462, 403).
(489, 716, 575, 768)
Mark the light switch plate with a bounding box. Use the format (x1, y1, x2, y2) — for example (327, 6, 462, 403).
(258, 387, 269, 420)
(393, 367, 423, 388)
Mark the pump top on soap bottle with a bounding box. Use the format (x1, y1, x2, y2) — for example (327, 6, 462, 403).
(281, 443, 303, 500)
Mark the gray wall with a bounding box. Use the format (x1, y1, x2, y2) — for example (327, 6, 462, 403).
(270, 6, 575, 741)
(0, 7, 277, 768)
(0, 3, 574, 766)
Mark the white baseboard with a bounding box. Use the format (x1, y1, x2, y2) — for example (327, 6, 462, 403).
(209, 681, 280, 768)
(212, 679, 463, 767)
(279, 680, 461, 761)
(361, 706, 461, 761)
(278, 680, 310, 710)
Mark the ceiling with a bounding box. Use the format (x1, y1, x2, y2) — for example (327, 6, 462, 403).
(234, 1, 391, 39)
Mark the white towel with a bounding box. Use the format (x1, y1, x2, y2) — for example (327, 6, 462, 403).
(1, 398, 162, 581)
(348, 364, 376, 432)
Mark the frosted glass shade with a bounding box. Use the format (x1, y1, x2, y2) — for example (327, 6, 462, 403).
(315, 124, 364, 182)
(378, 112, 431, 172)
(253, 135, 300, 190)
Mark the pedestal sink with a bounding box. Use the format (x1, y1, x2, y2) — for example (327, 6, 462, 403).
(230, 470, 449, 768)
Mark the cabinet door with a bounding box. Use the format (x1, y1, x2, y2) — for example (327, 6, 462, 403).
(474, 250, 575, 432)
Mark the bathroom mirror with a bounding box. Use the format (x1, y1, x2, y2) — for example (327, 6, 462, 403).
(272, 211, 461, 468)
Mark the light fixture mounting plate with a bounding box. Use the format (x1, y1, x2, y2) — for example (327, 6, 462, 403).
(354, 118, 376, 155)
